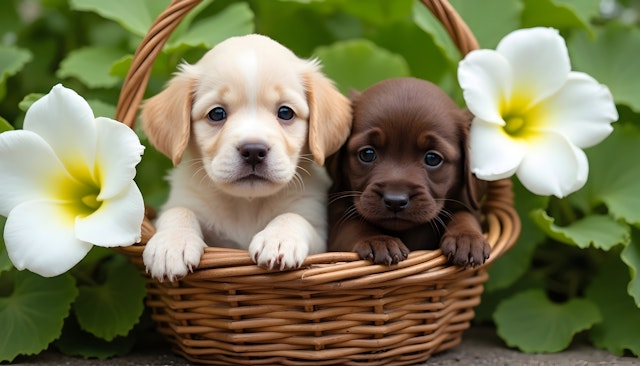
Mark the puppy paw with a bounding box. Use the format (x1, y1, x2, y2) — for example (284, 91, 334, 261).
(143, 230, 206, 282)
(440, 231, 490, 267)
(249, 229, 309, 271)
(354, 235, 410, 265)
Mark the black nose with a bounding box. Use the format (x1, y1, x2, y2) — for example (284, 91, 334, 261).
(383, 192, 410, 213)
(239, 143, 269, 167)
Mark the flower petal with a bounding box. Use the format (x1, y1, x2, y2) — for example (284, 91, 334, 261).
(458, 49, 511, 125)
(469, 118, 527, 180)
(516, 133, 588, 198)
(531, 72, 618, 148)
(497, 27, 571, 106)
(75, 181, 144, 247)
(4, 200, 92, 277)
(23, 84, 97, 181)
(94, 117, 145, 200)
(0, 130, 80, 216)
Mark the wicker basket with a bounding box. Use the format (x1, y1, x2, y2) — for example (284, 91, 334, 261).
(115, 0, 521, 365)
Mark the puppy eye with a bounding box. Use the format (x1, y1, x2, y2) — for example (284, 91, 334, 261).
(277, 106, 295, 121)
(358, 147, 377, 163)
(424, 151, 443, 167)
(207, 107, 227, 122)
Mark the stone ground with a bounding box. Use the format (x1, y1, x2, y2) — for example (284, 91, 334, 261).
(10, 326, 639, 366)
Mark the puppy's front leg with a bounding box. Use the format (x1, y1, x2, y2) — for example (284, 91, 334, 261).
(440, 210, 490, 267)
(143, 207, 207, 281)
(249, 213, 322, 271)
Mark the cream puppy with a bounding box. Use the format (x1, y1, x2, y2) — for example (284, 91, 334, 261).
(141, 34, 351, 281)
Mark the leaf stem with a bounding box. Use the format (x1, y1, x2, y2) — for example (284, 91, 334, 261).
(549, 197, 578, 226)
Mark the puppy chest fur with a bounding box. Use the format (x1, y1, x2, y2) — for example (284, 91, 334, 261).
(163, 156, 331, 248)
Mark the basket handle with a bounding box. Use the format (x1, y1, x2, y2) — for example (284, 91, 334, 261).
(419, 0, 479, 55)
(115, 0, 478, 129)
(115, 0, 201, 128)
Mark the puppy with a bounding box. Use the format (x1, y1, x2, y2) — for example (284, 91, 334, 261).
(141, 34, 352, 281)
(327, 77, 490, 267)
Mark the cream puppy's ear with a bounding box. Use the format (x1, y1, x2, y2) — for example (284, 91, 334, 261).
(141, 67, 194, 166)
(303, 61, 352, 166)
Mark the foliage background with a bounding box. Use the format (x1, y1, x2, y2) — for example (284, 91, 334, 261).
(1, 0, 639, 361)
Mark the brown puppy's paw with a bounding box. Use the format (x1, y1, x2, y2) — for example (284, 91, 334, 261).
(440, 231, 490, 267)
(353, 235, 410, 265)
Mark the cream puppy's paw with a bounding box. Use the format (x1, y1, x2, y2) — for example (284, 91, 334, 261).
(248, 213, 315, 270)
(143, 230, 206, 281)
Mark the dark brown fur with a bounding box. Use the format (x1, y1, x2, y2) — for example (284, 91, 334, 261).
(327, 77, 490, 267)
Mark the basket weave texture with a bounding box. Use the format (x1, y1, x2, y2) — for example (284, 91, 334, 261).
(115, 1, 522, 365)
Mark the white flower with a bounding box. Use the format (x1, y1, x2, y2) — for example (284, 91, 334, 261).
(458, 27, 618, 198)
(0, 84, 145, 277)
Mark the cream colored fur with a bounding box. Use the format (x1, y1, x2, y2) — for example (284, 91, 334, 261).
(141, 34, 351, 281)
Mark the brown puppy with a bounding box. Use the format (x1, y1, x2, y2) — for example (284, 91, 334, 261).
(327, 77, 490, 267)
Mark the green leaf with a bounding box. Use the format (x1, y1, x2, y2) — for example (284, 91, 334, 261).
(494, 289, 601, 353)
(168, 0, 216, 41)
(56, 46, 126, 88)
(313, 39, 410, 94)
(412, 1, 460, 64)
(0, 117, 13, 133)
(370, 18, 452, 87)
(249, 1, 334, 57)
(87, 99, 116, 120)
(110, 52, 178, 80)
(485, 179, 547, 291)
(18, 93, 44, 113)
(521, 0, 598, 34)
(0, 1, 21, 39)
(579, 124, 640, 225)
(531, 210, 630, 250)
(0, 46, 33, 101)
(165, 2, 254, 53)
(73, 255, 145, 341)
(449, 0, 523, 49)
(477, 269, 545, 322)
(55, 312, 136, 359)
(0, 217, 11, 274)
(569, 25, 640, 113)
(340, 0, 413, 26)
(0, 270, 77, 362)
(621, 230, 640, 307)
(552, 0, 602, 26)
(586, 252, 640, 356)
(69, 0, 171, 37)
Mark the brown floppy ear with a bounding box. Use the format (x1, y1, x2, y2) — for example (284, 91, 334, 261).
(141, 70, 194, 166)
(304, 64, 352, 166)
(460, 108, 486, 210)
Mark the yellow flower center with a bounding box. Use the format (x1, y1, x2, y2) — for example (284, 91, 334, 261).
(54, 168, 103, 219)
(500, 92, 542, 139)
(504, 115, 526, 136)
(81, 193, 101, 211)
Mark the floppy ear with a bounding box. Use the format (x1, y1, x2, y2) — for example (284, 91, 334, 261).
(141, 70, 194, 166)
(303, 64, 352, 166)
(459, 108, 486, 210)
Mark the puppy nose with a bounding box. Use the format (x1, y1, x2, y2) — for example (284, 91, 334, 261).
(239, 143, 269, 167)
(383, 192, 410, 212)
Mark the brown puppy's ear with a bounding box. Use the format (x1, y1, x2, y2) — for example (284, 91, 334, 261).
(141, 69, 194, 166)
(303, 63, 352, 166)
(460, 108, 485, 210)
